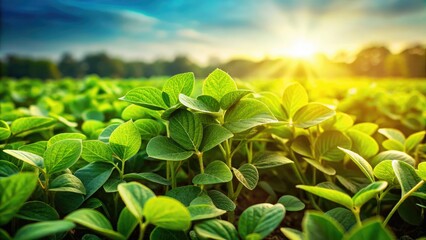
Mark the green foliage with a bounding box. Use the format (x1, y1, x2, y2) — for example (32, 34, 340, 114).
(109, 120, 141, 161)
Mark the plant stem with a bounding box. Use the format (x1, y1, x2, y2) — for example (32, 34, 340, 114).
(383, 180, 425, 226)
(170, 161, 176, 189)
(223, 139, 235, 222)
(352, 208, 362, 227)
(377, 186, 393, 216)
(232, 183, 244, 202)
(138, 222, 147, 240)
(196, 151, 205, 190)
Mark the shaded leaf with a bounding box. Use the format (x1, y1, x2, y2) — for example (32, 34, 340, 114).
(352, 181, 388, 208)
(200, 125, 233, 152)
(118, 182, 155, 219)
(75, 162, 114, 200)
(16, 201, 59, 221)
(169, 110, 203, 151)
(49, 173, 86, 194)
(338, 147, 374, 183)
(146, 136, 194, 161)
(195, 219, 239, 240)
(278, 195, 305, 211)
(344, 219, 394, 240)
(233, 163, 259, 190)
(303, 211, 344, 240)
(179, 94, 220, 114)
(252, 152, 293, 169)
(220, 90, 253, 110)
(207, 190, 236, 211)
(117, 207, 138, 239)
(193, 160, 232, 185)
(315, 130, 351, 161)
(3, 149, 44, 170)
(14, 220, 75, 240)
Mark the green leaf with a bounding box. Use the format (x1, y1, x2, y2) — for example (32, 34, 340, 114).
(220, 90, 253, 110)
(49, 174, 86, 194)
(392, 160, 422, 196)
(315, 130, 351, 161)
(103, 177, 124, 193)
(0, 160, 19, 177)
(297, 185, 352, 209)
(252, 152, 293, 169)
(338, 147, 375, 183)
(224, 99, 277, 133)
(195, 219, 239, 240)
(134, 119, 165, 139)
(382, 139, 404, 151)
(188, 204, 226, 221)
(82, 234, 102, 240)
(119, 87, 167, 110)
(416, 162, 426, 181)
(54, 192, 85, 215)
(280, 228, 303, 240)
(16, 201, 59, 221)
(11, 116, 56, 137)
(117, 182, 155, 219)
(166, 186, 202, 206)
(150, 227, 189, 240)
(238, 203, 285, 240)
(0, 120, 11, 140)
(207, 190, 236, 211)
(117, 207, 138, 239)
(373, 160, 397, 185)
(14, 220, 75, 240)
(162, 72, 195, 106)
(0, 228, 11, 240)
(179, 94, 220, 114)
(233, 163, 259, 190)
(281, 82, 308, 119)
(344, 219, 394, 240)
(278, 195, 305, 211)
(193, 160, 232, 185)
(303, 211, 344, 240)
(144, 196, 191, 231)
(0, 173, 38, 225)
(109, 121, 141, 161)
(405, 130, 425, 152)
(83, 109, 104, 122)
(350, 123, 378, 135)
(75, 162, 114, 199)
(48, 133, 87, 147)
(293, 103, 335, 128)
(65, 209, 125, 240)
(146, 136, 194, 161)
(169, 110, 203, 151)
(3, 149, 44, 170)
(121, 104, 151, 120)
(325, 208, 356, 231)
(303, 158, 336, 175)
(371, 150, 415, 166)
(291, 135, 313, 158)
(378, 128, 405, 144)
(44, 139, 82, 174)
(124, 172, 170, 186)
(200, 125, 233, 152)
(346, 129, 379, 159)
(202, 69, 237, 101)
(18, 141, 47, 156)
(98, 124, 119, 143)
(352, 181, 388, 208)
(321, 112, 354, 132)
(82, 140, 113, 163)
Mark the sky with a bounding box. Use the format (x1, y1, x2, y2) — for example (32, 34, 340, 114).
(1, 0, 426, 64)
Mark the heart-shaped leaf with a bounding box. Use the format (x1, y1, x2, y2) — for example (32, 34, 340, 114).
(293, 103, 335, 128)
(281, 82, 308, 119)
(49, 173, 86, 195)
(119, 87, 167, 110)
(233, 163, 259, 190)
(162, 72, 195, 106)
(315, 130, 351, 161)
(202, 69, 237, 101)
(16, 201, 59, 222)
(303, 211, 344, 240)
(278, 195, 305, 211)
(352, 181, 388, 208)
(117, 182, 155, 220)
(169, 110, 203, 151)
(338, 147, 375, 183)
(82, 140, 113, 163)
(44, 139, 82, 174)
(193, 160, 232, 185)
(195, 219, 239, 240)
(297, 185, 352, 209)
(200, 124, 233, 152)
(109, 121, 141, 161)
(146, 136, 194, 161)
(14, 220, 75, 240)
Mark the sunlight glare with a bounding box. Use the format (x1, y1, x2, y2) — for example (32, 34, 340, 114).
(288, 39, 317, 59)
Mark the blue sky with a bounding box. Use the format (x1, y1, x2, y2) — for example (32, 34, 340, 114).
(1, 0, 425, 63)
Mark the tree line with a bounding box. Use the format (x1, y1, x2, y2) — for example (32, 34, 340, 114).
(1, 45, 424, 80)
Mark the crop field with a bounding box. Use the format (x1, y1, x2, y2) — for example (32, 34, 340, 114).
(0, 70, 425, 240)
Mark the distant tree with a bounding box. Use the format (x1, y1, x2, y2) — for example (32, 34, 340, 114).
(165, 56, 201, 76)
(58, 53, 83, 78)
(401, 45, 426, 78)
(82, 52, 124, 78)
(384, 54, 408, 77)
(0, 60, 6, 77)
(351, 46, 391, 77)
(124, 62, 144, 78)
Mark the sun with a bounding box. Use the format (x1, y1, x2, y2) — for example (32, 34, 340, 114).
(288, 39, 317, 60)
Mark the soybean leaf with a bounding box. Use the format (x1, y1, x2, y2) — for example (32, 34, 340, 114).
(16, 201, 59, 221)
(315, 130, 351, 161)
(44, 139, 82, 174)
(0, 120, 11, 140)
(382, 139, 404, 151)
(195, 219, 239, 240)
(49, 174, 86, 194)
(179, 94, 220, 114)
(103, 177, 124, 193)
(169, 110, 203, 151)
(166, 185, 202, 206)
(373, 160, 398, 185)
(321, 112, 354, 132)
(207, 190, 236, 211)
(303, 211, 344, 240)
(54, 192, 85, 215)
(325, 208, 356, 231)
(281, 82, 308, 119)
(371, 150, 415, 166)
(238, 203, 285, 239)
(405, 131, 425, 152)
(378, 128, 405, 144)
(146, 136, 194, 161)
(18, 141, 47, 156)
(350, 123, 378, 136)
(202, 69, 237, 101)
(0, 160, 19, 177)
(352, 181, 388, 208)
(233, 163, 259, 190)
(150, 227, 189, 240)
(303, 158, 336, 175)
(11, 116, 56, 137)
(291, 136, 313, 158)
(293, 103, 335, 128)
(98, 124, 119, 143)
(3, 149, 44, 170)
(109, 121, 141, 161)
(193, 160, 232, 185)
(278, 195, 305, 211)
(82, 234, 102, 240)
(280, 228, 303, 240)
(200, 124, 233, 152)
(0, 173, 38, 225)
(344, 219, 394, 240)
(119, 87, 167, 110)
(124, 172, 170, 186)
(220, 89, 253, 110)
(392, 160, 422, 196)
(65, 209, 125, 240)
(144, 196, 191, 231)
(224, 99, 277, 133)
(188, 204, 226, 221)
(117, 182, 155, 219)
(252, 152, 293, 169)
(338, 147, 375, 183)
(82, 140, 113, 163)
(416, 162, 426, 181)
(117, 207, 138, 239)
(297, 185, 352, 209)
(346, 129, 379, 159)
(48, 133, 86, 147)
(162, 72, 195, 106)
(14, 220, 75, 240)
(134, 119, 165, 139)
(75, 162, 114, 200)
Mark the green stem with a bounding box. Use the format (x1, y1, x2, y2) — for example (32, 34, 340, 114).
(247, 142, 253, 164)
(223, 139, 235, 222)
(377, 186, 393, 216)
(383, 180, 425, 226)
(170, 161, 176, 189)
(197, 152, 205, 190)
(138, 222, 147, 240)
(166, 161, 171, 192)
(232, 183, 244, 202)
(44, 173, 50, 203)
(352, 208, 362, 227)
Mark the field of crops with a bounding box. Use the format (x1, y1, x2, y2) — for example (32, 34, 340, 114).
(0, 70, 425, 240)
